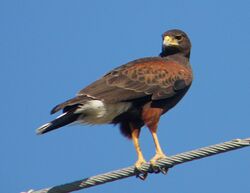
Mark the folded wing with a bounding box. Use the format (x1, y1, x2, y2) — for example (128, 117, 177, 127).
(51, 57, 192, 114)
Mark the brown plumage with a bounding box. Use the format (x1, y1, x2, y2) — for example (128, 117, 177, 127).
(37, 29, 193, 174)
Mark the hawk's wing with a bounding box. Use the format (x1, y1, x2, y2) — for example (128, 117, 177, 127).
(51, 57, 192, 114)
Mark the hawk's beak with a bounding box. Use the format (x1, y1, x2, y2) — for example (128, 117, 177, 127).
(163, 36, 179, 46)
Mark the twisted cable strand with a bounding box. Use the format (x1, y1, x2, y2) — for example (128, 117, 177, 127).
(32, 138, 250, 193)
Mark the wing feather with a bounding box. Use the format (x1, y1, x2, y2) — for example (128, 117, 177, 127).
(78, 57, 192, 102)
(51, 57, 192, 113)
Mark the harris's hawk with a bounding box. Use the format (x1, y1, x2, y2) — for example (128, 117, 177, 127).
(37, 29, 193, 175)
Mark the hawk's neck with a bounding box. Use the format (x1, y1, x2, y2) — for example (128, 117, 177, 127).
(162, 53, 190, 66)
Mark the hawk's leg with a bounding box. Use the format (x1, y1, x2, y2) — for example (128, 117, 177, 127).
(130, 124, 147, 179)
(149, 129, 168, 174)
(142, 106, 168, 174)
(131, 127, 146, 168)
(150, 130, 167, 162)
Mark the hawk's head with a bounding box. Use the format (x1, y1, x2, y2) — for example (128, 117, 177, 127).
(161, 29, 191, 58)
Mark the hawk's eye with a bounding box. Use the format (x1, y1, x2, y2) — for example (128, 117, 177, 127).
(175, 35, 183, 41)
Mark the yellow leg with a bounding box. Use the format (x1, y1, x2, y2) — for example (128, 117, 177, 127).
(150, 131, 167, 165)
(142, 107, 168, 174)
(131, 127, 146, 169)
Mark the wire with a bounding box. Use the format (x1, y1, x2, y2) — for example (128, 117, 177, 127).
(31, 137, 250, 193)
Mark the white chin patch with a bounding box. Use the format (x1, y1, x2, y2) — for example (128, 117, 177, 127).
(75, 100, 131, 124)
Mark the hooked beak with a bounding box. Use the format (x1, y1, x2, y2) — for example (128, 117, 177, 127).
(163, 36, 179, 46)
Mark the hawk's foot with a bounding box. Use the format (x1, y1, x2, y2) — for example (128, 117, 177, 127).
(134, 158, 147, 180)
(149, 153, 168, 175)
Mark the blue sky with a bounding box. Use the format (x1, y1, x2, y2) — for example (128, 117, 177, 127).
(1, 0, 250, 192)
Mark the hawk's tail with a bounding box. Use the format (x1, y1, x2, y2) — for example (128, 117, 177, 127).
(36, 110, 80, 135)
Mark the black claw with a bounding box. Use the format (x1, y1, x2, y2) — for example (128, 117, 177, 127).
(136, 172, 148, 180)
(159, 166, 168, 175)
(150, 165, 169, 175)
(135, 168, 148, 180)
(151, 165, 161, 174)
(148, 167, 155, 174)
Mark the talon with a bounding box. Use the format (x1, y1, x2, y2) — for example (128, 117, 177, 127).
(135, 170, 148, 180)
(150, 153, 167, 165)
(150, 153, 168, 174)
(159, 166, 168, 175)
(150, 165, 161, 173)
(134, 159, 147, 180)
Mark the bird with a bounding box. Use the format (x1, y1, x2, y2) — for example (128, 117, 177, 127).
(37, 29, 193, 176)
